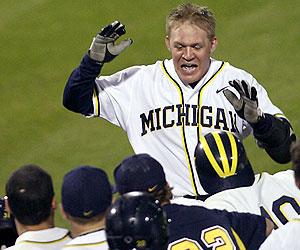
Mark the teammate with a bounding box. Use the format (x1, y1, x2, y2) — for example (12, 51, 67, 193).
(61, 166, 112, 250)
(177, 131, 300, 229)
(113, 153, 273, 249)
(5, 164, 71, 250)
(63, 3, 295, 197)
(258, 140, 300, 249)
(105, 191, 168, 250)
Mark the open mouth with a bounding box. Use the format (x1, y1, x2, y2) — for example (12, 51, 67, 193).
(181, 63, 198, 72)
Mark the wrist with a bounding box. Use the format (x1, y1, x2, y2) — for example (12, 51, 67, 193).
(81, 54, 103, 76)
(250, 113, 271, 133)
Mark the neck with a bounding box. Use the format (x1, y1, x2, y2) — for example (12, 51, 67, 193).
(15, 216, 54, 236)
(70, 219, 105, 238)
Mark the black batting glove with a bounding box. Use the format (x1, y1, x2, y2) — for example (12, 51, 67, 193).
(223, 80, 263, 124)
(88, 21, 133, 63)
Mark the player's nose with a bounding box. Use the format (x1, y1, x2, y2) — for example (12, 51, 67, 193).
(182, 47, 194, 61)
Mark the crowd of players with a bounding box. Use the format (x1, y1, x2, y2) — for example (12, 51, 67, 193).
(1, 131, 300, 249)
(2, 2, 298, 250)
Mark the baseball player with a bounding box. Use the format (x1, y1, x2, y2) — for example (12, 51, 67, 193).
(106, 192, 168, 250)
(63, 3, 295, 197)
(259, 140, 300, 249)
(61, 166, 112, 250)
(113, 153, 273, 250)
(5, 164, 71, 250)
(175, 131, 300, 228)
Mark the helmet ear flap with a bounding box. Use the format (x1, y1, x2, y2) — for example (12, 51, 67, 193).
(194, 131, 255, 195)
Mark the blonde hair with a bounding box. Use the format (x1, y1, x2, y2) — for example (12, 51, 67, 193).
(166, 3, 216, 40)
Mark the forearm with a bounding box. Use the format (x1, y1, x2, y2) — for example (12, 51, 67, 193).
(63, 54, 102, 116)
(251, 114, 296, 164)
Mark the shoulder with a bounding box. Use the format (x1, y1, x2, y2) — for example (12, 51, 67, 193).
(220, 60, 255, 80)
(97, 61, 163, 87)
(165, 204, 226, 221)
(259, 170, 295, 184)
(171, 197, 204, 206)
(64, 229, 107, 247)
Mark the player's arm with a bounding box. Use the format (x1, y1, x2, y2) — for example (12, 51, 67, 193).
(63, 21, 132, 116)
(251, 114, 296, 164)
(223, 80, 296, 164)
(265, 218, 274, 237)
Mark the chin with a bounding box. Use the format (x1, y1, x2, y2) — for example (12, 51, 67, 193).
(180, 75, 201, 85)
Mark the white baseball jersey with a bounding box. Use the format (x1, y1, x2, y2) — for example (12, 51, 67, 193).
(259, 216, 300, 250)
(204, 170, 300, 228)
(62, 229, 108, 250)
(6, 227, 71, 250)
(92, 58, 283, 196)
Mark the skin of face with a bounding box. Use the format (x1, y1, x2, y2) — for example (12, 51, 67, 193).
(165, 21, 218, 85)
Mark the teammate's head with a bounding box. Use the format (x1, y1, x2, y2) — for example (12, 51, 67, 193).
(5, 164, 55, 225)
(290, 140, 300, 188)
(114, 154, 172, 203)
(165, 3, 217, 85)
(105, 191, 168, 250)
(61, 165, 112, 224)
(195, 131, 255, 195)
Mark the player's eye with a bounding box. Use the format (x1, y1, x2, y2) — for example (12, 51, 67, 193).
(174, 44, 183, 50)
(193, 44, 202, 49)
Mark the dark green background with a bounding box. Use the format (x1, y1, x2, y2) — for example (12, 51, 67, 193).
(1, 0, 299, 228)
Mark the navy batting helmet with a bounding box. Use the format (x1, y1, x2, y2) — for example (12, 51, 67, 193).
(105, 192, 168, 250)
(195, 131, 255, 195)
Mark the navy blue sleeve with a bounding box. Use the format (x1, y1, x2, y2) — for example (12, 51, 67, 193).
(227, 211, 267, 250)
(252, 114, 296, 164)
(63, 54, 102, 116)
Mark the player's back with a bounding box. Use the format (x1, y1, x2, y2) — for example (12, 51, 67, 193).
(164, 204, 266, 250)
(256, 170, 300, 228)
(62, 229, 108, 250)
(205, 170, 300, 228)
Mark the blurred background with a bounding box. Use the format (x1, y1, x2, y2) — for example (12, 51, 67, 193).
(1, 0, 299, 228)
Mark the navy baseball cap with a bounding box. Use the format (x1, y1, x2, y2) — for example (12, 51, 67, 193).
(114, 154, 167, 194)
(61, 166, 112, 218)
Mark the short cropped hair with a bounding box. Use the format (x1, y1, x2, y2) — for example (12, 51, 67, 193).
(151, 183, 173, 204)
(6, 164, 54, 225)
(166, 3, 216, 41)
(291, 141, 300, 181)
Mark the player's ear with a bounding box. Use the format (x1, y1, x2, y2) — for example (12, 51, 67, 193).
(165, 36, 171, 51)
(210, 36, 218, 54)
(51, 197, 57, 210)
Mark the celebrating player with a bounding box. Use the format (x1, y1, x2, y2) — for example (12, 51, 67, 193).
(113, 153, 273, 249)
(175, 131, 300, 229)
(5, 164, 71, 249)
(63, 3, 295, 197)
(61, 166, 112, 250)
(259, 140, 300, 249)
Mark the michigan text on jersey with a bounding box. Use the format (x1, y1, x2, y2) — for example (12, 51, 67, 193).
(140, 104, 238, 136)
